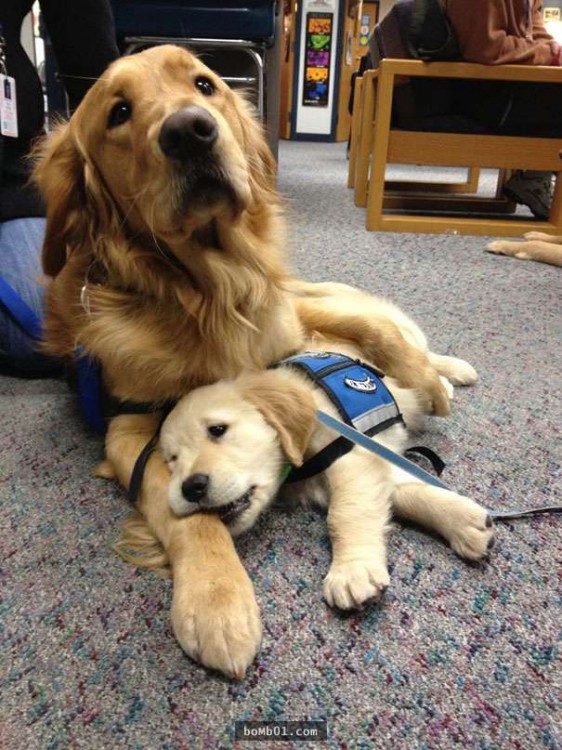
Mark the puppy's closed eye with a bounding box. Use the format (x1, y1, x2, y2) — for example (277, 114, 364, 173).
(162, 452, 177, 467)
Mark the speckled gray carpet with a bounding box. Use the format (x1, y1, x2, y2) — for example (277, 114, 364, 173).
(2, 142, 561, 749)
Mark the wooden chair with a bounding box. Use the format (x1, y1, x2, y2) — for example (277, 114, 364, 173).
(352, 59, 562, 236)
(347, 72, 481, 203)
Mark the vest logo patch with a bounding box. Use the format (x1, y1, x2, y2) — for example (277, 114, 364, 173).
(344, 375, 378, 393)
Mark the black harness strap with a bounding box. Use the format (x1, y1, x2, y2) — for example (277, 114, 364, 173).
(285, 436, 354, 484)
(285, 414, 407, 484)
(128, 431, 161, 505)
(127, 409, 173, 505)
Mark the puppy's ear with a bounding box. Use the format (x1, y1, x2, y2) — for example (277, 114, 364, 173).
(32, 122, 88, 277)
(242, 372, 316, 467)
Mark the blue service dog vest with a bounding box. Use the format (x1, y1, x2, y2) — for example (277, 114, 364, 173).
(278, 352, 404, 436)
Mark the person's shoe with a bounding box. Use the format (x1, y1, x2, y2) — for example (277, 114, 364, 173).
(502, 170, 553, 220)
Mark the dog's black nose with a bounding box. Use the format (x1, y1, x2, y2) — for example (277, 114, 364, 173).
(181, 473, 209, 502)
(158, 106, 218, 161)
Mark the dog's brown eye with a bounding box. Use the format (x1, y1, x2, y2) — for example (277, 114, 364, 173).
(107, 101, 132, 129)
(195, 76, 215, 96)
(208, 424, 227, 438)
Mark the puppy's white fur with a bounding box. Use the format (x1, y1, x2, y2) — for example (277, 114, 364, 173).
(160, 339, 494, 611)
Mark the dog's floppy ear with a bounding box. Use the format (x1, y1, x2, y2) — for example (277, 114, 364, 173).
(33, 121, 120, 278)
(242, 372, 316, 467)
(32, 122, 89, 277)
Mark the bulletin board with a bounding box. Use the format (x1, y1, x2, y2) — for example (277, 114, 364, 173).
(302, 12, 333, 107)
(293, 0, 342, 138)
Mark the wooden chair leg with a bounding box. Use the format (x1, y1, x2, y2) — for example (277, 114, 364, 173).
(496, 169, 511, 198)
(465, 167, 480, 193)
(354, 71, 376, 208)
(347, 76, 363, 190)
(365, 70, 394, 231)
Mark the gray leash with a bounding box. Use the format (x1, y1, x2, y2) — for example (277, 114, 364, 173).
(316, 410, 561, 521)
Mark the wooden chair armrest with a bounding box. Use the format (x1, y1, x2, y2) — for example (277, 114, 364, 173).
(380, 58, 562, 84)
(361, 69, 379, 83)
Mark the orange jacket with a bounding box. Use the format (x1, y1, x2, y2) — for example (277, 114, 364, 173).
(443, 0, 557, 65)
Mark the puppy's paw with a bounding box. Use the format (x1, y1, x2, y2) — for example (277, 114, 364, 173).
(442, 357, 478, 386)
(440, 376, 455, 401)
(444, 496, 495, 561)
(171, 568, 262, 680)
(422, 368, 451, 417)
(323, 559, 390, 610)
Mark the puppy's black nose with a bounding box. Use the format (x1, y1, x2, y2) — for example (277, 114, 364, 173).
(158, 106, 218, 161)
(181, 473, 209, 502)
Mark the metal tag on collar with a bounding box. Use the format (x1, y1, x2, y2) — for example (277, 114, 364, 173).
(80, 284, 91, 315)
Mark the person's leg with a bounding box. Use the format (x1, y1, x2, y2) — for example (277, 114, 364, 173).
(500, 83, 562, 219)
(450, 80, 555, 219)
(0, 217, 63, 377)
(502, 170, 553, 220)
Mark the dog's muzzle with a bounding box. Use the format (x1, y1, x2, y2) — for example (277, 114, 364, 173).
(158, 106, 218, 162)
(180, 472, 254, 524)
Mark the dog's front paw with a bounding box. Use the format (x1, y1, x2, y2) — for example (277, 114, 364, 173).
(444, 497, 495, 561)
(523, 231, 550, 241)
(171, 566, 262, 680)
(323, 559, 390, 610)
(486, 240, 508, 254)
(486, 240, 523, 258)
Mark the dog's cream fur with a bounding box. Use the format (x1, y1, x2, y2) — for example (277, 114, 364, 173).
(487, 231, 562, 267)
(160, 337, 494, 611)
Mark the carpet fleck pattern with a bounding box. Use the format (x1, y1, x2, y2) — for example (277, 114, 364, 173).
(1, 143, 561, 749)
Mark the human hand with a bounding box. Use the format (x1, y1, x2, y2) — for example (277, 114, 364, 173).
(549, 41, 562, 65)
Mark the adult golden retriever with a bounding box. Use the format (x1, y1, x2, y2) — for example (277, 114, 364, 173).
(34, 45, 460, 679)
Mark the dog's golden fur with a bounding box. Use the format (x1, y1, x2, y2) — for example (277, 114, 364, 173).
(33, 45, 458, 678)
(487, 231, 562, 267)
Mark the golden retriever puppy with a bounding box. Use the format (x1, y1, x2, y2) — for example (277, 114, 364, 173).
(160, 341, 493, 611)
(487, 231, 562, 267)
(32, 45, 457, 678)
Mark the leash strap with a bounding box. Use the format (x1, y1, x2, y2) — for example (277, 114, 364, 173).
(0, 275, 43, 341)
(316, 410, 562, 520)
(316, 409, 450, 490)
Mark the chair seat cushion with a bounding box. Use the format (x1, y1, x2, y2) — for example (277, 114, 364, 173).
(111, 1, 276, 42)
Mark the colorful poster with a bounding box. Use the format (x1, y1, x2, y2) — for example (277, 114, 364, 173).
(303, 12, 333, 107)
(359, 13, 371, 47)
